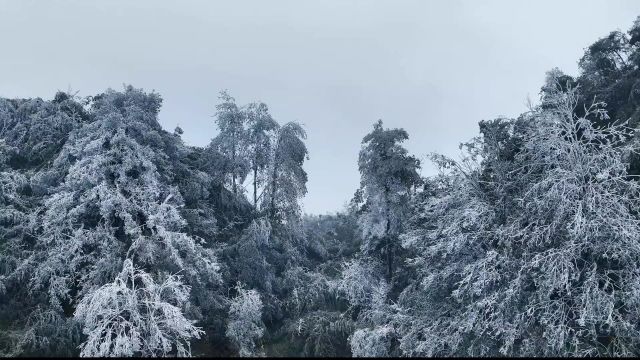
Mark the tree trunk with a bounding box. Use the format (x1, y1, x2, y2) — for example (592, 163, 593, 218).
(232, 131, 237, 195)
(269, 162, 278, 221)
(384, 186, 393, 282)
(253, 166, 258, 209)
(232, 172, 237, 195)
(386, 226, 393, 282)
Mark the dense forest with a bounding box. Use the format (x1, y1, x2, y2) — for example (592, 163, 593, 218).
(3, 16, 640, 358)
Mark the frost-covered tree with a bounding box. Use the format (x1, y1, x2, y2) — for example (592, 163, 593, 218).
(0, 93, 87, 168)
(338, 260, 389, 310)
(398, 85, 640, 357)
(394, 148, 495, 356)
(6, 15, 640, 357)
(0, 93, 90, 356)
(339, 121, 421, 357)
(264, 122, 308, 226)
(29, 86, 219, 300)
(281, 265, 352, 357)
(0, 139, 36, 356)
(338, 259, 394, 357)
(0, 139, 28, 284)
(4, 87, 221, 356)
(211, 91, 249, 195)
(74, 259, 203, 357)
(226, 283, 265, 357)
(356, 120, 421, 281)
(579, 30, 630, 82)
(349, 326, 393, 357)
(572, 17, 640, 133)
(245, 102, 279, 208)
(231, 219, 275, 293)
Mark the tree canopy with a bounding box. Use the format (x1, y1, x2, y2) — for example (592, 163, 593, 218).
(4, 14, 640, 358)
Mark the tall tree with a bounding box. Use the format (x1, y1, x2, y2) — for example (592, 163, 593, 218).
(245, 102, 279, 209)
(211, 91, 249, 195)
(264, 122, 308, 226)
(356, 120, 421, 282)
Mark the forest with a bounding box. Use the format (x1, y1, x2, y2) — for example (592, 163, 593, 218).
(3, 16, 640, 358)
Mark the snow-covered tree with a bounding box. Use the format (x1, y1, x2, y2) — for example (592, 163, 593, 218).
(226, 283, 265, 357)
(398, 85, 640, 356)
(30, 86, 219, 301)
(264, 122, 308, 226)
(0, 138, 28, 284)
(338, 259, 395, 357)
(338, 260, 388, 310)
(349, 326, 393, 357)
(232, 219, 275, 293)
(74, 259, 203, 357)
(245, 102, 279, 208)
(210, 90, 249, 195)
(356, 120, 421, 281)
(0, 94, 89, 356)
(4, 87, 220, 356)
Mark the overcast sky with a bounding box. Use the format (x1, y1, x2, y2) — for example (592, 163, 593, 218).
(1, 0, 640, 214)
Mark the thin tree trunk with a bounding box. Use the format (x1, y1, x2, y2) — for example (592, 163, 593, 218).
(232, 173, 237, 195)
(385, 186, 393, 282)
(232, 130, 237, 195)
(270, 162, 278, 221)
(253, 166, 258, 209)
(386, 226, 393, 282)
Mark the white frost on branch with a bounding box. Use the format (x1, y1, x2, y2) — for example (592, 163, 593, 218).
(226, 283, 265, 357)
(74, 259, 203, 357)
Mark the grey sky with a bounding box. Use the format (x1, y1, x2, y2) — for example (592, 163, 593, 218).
(1, 0, 639, 214)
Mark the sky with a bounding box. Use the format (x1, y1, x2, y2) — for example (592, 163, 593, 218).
(1, 0, 640, 214)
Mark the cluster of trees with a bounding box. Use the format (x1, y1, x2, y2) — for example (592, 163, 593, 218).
(0, 87, 309, 357)
(3, 15, 640, 358)
(209, 91, 308, 224)
(340, 16, 640, 357)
